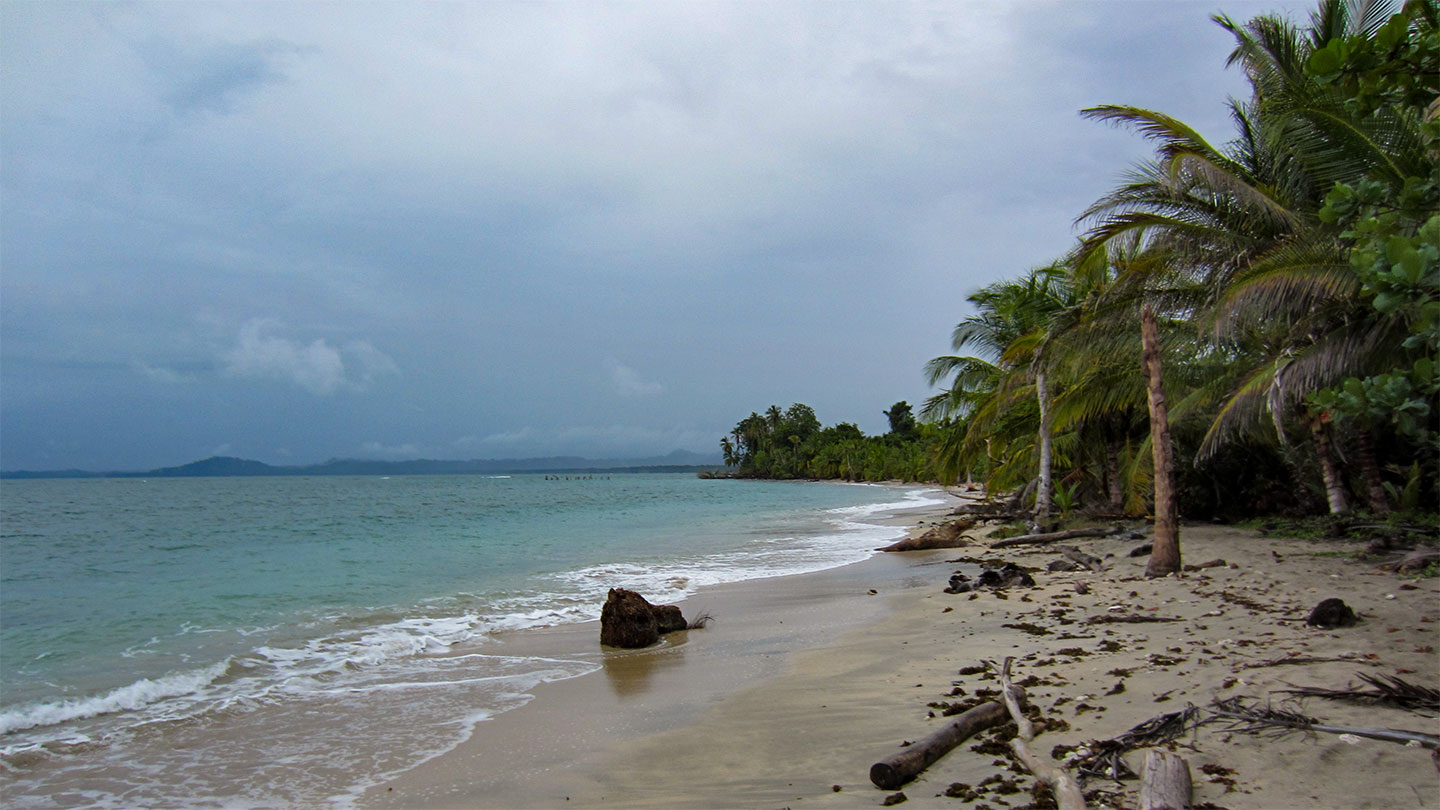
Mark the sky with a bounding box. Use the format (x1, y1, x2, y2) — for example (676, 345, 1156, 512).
(1, 0, 1317, 471)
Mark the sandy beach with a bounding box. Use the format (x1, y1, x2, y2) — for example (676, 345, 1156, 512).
(366, 492, 1439, 810)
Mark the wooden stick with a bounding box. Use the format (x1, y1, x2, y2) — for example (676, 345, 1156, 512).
(991, 527, 1108, 549)
(1138, 749, 1192, 810)
(869, 698, 1016, 790)
(993, 657, 1088, 810)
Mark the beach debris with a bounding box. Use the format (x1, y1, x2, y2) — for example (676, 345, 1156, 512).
(1276, 671, 1440, 712)
(868, 695, 1018, 790)
(1183, 558, 1228, 571)
(686, 610, 715, 630)
(1306, 597, 1358, 628)
(1138, 750, 1193, 810)
(991, 527, 1109, 549)
(1056, 545, 1104, 572)
(988, 657, 1088, 810)
(1377, 546, 1440, 573)
(1059, 705, 1203, 783)
(599, 588, 687, 648)
(881, 791, 908, 805)
(946, 563, 1035, 593)
(1206, 697, 1440, 750)
(1129, 543, 1154, 558)
(1084, 613, 1183, 625)
(879, 519, 976, 551)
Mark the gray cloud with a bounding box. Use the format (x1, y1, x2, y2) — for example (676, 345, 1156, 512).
(0, 0, 1318, 470)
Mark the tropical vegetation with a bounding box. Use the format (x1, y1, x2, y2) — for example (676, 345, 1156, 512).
(717, 402, 949, 482)
(718, 0, 1436, 578)
(921, 0, 1437, 574)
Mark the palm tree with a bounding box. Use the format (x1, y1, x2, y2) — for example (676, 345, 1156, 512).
(925, 265, 1075, 517)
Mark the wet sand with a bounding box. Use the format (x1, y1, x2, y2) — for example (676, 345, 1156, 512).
(366, 501, 1440, 810)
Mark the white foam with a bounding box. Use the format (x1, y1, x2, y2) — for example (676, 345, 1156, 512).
(0, 658, 232, 736)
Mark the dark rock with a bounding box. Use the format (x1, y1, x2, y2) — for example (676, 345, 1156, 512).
(1306, 597, 1358, 629)
(652, 604, 687, 634)
(1129, 542, 1154, 558)
(975, 562, 1035, 589)
(599, 588, 688, 648)
(882, 791, 908, 806)
(945, 572, 973, 594)
(1048, 559, 1083, 572)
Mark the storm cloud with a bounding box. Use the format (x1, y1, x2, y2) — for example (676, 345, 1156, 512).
(1, 0, 1313, 470)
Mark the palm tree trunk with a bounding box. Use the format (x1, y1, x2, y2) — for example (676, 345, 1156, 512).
(1106, 432, 1125, 512)
(1310, 418, 1350, 515)
(1034, 363, 1054, 523)
(1354, 429, 1391, 514)
(1141, 303, 1180, 578)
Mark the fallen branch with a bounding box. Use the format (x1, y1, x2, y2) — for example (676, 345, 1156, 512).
(1208, 697, 1440, 749)
(991, 527, 1109, 549)
(1084, 614, 1183, 625)
(869, 699, 1014, 790)
(990, 657, 1088, 810)
(1276, 672, 1440, 712)
(1239, 655, 1375, 670)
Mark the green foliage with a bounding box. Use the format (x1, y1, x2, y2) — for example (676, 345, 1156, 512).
(720, 403, 951, 483)
(1052, 480, 1080, 517)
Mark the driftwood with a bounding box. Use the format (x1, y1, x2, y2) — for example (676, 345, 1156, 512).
(880, 519, 976, 552)
(991, 657, 1088, 810)
(869, 698, 1015, 790)
(1377, 546, 1440, 573)
(1056, 545, 1104, 571)
(1138, 750, 1192, 810)
(992, 527, 1108, 549)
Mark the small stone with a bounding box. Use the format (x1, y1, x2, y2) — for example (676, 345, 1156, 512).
(882, 791, 908, 806)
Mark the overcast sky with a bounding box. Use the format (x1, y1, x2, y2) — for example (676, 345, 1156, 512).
(1, 0, 1316, 471)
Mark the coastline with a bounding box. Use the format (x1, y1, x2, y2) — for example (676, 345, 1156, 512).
(365, 501, 1439, 810)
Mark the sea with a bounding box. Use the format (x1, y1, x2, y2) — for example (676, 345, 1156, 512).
(0, 472, 944, 808)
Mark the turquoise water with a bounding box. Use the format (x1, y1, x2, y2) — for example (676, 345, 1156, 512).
(0, 473, 940, 807)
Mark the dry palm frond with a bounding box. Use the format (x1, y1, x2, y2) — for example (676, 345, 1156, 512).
(1277, 672, 1440, 713)
(1208, 697, 1440, 749)
(1064, 704, 1204, 782)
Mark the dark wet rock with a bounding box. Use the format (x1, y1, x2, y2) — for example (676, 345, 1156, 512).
(652, 604, 687, 634)
(599, 588, 688, 648)
(1306, 597, 1358, 629)
(945, 563, 1034, 593)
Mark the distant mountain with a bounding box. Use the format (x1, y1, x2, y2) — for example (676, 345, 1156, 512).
(1, 451, 725, 480)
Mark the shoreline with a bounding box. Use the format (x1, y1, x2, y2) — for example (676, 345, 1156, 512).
(360, 488, 970, 808)
(365, 503, 1439, 809)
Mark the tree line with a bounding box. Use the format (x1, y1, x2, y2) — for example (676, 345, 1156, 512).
(718, 402, 949, 482)
(720, 0, 1437, 578)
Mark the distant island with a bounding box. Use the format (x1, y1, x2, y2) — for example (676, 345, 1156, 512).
(1, 450, 723, 480)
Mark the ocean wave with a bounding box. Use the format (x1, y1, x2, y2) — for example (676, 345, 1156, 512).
(0, 658, 232, 736)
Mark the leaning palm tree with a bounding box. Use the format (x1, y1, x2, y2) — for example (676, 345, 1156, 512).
(925, 265, 1075, 517)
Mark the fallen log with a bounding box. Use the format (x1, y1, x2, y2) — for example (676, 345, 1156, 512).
(991, 527, 1108, 549)
(879, 519, 976, 552)
(992, 657, 1088, 810)
(868, 697, 1018, 790)
(1138, 750, 1192, 810)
